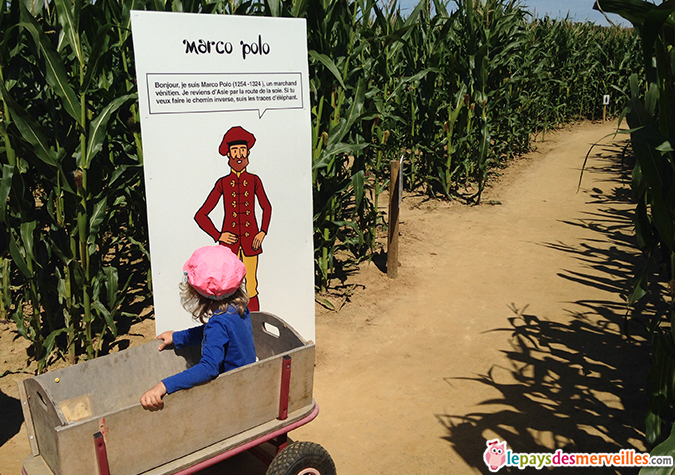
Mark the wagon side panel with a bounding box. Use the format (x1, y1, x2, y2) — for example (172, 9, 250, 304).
(62, 352, 293, 475)
(251, 312, 306, 360)
(23, 379, 67, 475)
(54, 419, 102, 475)
(287, 344, 315, 413)
(17, 380, 39, 456)
(32, 342, 201, 418)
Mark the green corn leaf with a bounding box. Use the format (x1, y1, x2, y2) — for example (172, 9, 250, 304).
(0, 165, 14, 222)
(127, 235, 151, 260)
(19, 5, 82, 126)
(328, 77, 366, 146)
(313, 143, 368, 170)
(102, 266, 119, 309)
(85, 94, 136, 168)
(625, 79, 667, 193)
(56, 268, 67, 304)
(627, 264, 649, 304)
(594, 0, 654, 28)
(403, 0, 426, 28)
(108, 165, 131, 189)
(645, 407, 663, 447)
(656, 141, 674, 153)
(640, 418, 675, 475)
(9, 232, 32, 278)
(57, 168, 75, 195)
(92, 300, 117, 337)
(70, 260, 85, 289)
(43, 328, 66, 363)
(87, 197, 107, 246)
(19, 221, 37, 262)
(266, 0, 281, 16)
(111, 270, 132, 317)
(632, 161, 646, 201)
(290, 0, 307, 17)
(634, 198, 653, 252)
(352, 170, 364, 210)
(148, 0, 165, 13)
(646, 82, 659, 117)
(54, 0, 82, 63)
(649, 189, 674, 250)
(315, 296, 335, 311)
(81, 23, 114, 92)
(388, 68, 436, 101)
(641, 2, 675, 83)
(0, 81, 59, 167)
(308, 50, 347, 90)
(92, 267, 102, 302)
(22, 0, 44, 16)
(11, 302, 28, 340)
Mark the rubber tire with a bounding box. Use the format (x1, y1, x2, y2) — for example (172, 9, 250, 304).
(265, 441, 336, 475)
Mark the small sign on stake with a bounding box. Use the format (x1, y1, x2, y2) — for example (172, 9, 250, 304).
(603, 94, 610, 121)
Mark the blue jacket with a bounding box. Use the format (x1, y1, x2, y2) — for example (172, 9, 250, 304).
(162, 307, 256, 394)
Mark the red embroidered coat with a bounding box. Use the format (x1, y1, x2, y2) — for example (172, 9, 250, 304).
(195, 170, 272, 256)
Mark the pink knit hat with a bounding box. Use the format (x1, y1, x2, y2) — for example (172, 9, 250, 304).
(183, 245, 246, 300)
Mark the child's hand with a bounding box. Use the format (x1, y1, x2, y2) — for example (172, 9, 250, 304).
(157, 331, 175, 351)
(140, 382, 167, 410)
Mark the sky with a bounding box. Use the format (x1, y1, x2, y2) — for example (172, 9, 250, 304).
(395, 0, 632, 27)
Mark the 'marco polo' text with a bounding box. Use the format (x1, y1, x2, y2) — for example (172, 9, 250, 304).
(183, 35, 270, 60)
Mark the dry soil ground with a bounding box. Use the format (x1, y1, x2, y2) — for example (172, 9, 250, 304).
(0, 120, 653, 474)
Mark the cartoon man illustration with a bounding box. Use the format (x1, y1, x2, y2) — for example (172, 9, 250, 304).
(194, 126, 271, 311)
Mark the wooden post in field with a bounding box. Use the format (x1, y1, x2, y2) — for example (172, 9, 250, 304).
(387, 158, 401, 279)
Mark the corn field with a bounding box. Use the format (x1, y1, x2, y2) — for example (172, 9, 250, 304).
(307, 0, 642, 291)
(0, 0, 642, 371)
(593, 0, 675, 468)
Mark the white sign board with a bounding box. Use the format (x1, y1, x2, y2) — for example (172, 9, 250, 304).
(603, 94, 610, 105)
(131, 11, 315, 341)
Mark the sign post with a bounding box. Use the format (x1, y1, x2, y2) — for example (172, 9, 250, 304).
(603, 94, 610, 122)
(387, 157, 403, 279)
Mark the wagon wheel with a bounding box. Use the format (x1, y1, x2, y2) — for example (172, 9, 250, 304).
(265, 441, 336, 475)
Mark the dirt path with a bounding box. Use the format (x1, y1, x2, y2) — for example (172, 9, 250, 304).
(0, 120, 650, 474)
(292, 119, 649, 474)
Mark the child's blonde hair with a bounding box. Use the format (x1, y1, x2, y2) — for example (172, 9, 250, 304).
(180, 282, 250, 324)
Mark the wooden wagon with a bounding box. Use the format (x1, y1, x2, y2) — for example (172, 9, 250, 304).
(18, 312, 335, 475)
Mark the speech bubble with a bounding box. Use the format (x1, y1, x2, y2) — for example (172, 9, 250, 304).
(146, 72, 303, 118)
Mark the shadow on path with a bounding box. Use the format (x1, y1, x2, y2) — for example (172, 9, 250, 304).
(439, 145, 658, 474)
(0, 388, 23, 446)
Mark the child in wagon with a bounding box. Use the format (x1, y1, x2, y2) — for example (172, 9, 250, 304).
(140, 245, 256, 410)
